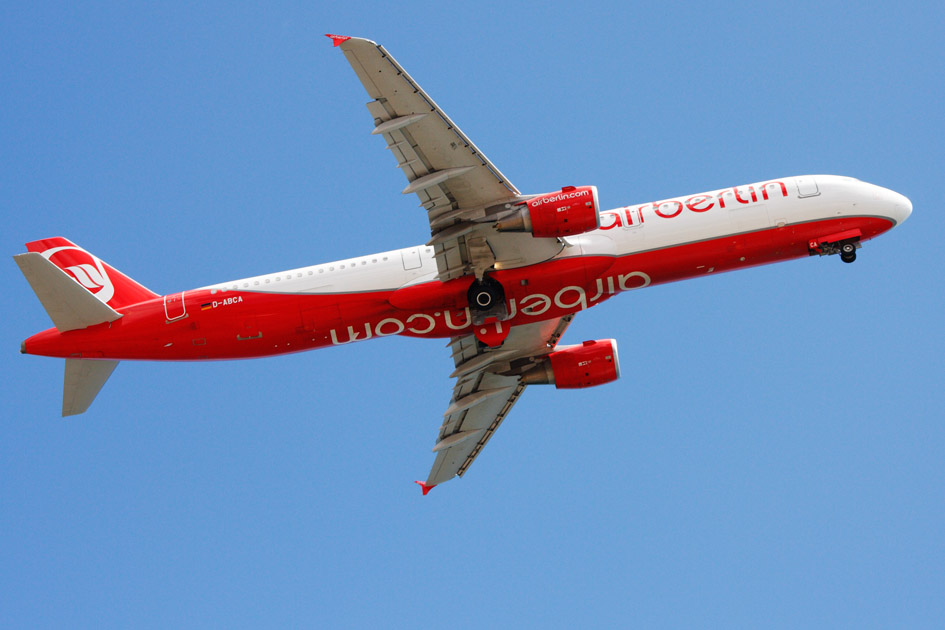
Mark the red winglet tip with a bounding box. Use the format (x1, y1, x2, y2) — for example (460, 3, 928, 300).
(415, 481, 436, 496)
(325, 34, 351, 47)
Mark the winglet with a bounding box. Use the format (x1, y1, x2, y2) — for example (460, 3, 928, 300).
(414, 481, 436, 496)
(325, 34, 351, 47)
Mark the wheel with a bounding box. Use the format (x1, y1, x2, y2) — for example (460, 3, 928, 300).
(467, 276, 505, 312)
(839, 242, 857, 263)
(473, 287, 495, 308)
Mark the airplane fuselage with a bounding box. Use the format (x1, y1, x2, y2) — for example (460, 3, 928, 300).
(22, 175, 911, 362)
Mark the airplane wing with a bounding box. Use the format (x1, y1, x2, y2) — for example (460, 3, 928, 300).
(330, 36, 577, 491)
(329, 35, 563, 281)
(422, 315, 575, 490)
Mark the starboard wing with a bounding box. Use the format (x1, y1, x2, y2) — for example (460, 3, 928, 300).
(329, 35, 563, 282)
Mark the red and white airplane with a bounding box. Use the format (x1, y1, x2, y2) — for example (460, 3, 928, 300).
(16, 36, 912, 493)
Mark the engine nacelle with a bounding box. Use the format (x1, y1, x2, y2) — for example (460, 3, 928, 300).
(521, 339, 620, 389)
(496, 185, 601, 238)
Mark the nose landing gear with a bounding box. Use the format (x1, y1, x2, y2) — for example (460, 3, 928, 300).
(809, 231, 862, 264)
(840, 242, 857, 263)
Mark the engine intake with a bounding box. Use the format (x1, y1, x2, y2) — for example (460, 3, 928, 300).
(521, 339, 620, 389)
(496, 186, 601, 238)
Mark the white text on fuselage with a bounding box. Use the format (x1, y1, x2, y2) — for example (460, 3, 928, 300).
(328, 271, 651, 345)
(202, 296, 244, 310)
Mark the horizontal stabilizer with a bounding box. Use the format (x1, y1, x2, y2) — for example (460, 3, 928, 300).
(13, 252, 122, 332)
(63, 359, 119, 417)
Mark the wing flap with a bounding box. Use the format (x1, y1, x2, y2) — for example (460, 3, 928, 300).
(432, 430, 481, 452)
(370, 113, 429, 135)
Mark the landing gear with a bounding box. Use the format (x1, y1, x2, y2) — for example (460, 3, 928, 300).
(467, 275, 508, 325)
(840, 242, 857, 264)
(810, 237, 860, 263)
(469, 280, 500, 310)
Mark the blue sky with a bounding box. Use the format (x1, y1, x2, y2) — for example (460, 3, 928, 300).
(2, 2, 943, 628)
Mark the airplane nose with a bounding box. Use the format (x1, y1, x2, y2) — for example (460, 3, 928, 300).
(892, 191, 913, 225)
(868, 184, 912, 226)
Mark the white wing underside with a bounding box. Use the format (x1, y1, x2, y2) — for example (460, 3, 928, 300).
(335, 37, 563, 282)
(427, 316, 574, 485)
(334, 37, 576, 487)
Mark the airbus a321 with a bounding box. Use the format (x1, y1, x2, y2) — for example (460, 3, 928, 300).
(15, 35, 912, 493)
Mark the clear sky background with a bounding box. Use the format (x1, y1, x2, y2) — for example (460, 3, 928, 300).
(2, 2, 943, 628)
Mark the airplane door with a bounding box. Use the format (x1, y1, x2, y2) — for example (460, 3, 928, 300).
(795, 176, 820, 198)
(164, 291, 186, 321)
(401, 247, 422, 270)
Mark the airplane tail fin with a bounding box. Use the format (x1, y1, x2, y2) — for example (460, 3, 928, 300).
(63, 358, 119, 417)
(24, 237, 158, 310)
(14, 237, 142, 416)
(15, 253, 123, 415)
(14, 252, 123, 333)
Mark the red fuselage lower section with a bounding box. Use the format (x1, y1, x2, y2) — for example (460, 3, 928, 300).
(23, 216, 894, 362)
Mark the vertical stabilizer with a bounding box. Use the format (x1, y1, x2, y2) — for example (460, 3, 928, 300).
(13, 252, 122, 332)
(25, 237, 158, 309)
(63, 359, 119, 417)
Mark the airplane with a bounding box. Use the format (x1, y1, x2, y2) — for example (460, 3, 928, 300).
(15, 35, 912, 494)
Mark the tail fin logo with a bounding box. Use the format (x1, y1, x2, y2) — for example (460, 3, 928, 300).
(40, 245, 116, 304)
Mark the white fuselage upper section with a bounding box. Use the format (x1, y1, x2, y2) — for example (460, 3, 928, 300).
(202, 175, 911, 297)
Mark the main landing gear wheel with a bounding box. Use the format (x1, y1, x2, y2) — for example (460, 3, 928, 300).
(467, 275, 508, 325)
(840, 242, 857, 263)
(471, 283, 499, 309)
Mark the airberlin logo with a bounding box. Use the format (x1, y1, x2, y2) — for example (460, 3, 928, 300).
(41, 245, 116, 304)
(599, 181, 789, 229)
(531, 189, 591, 205)
(328, 271, 651, 345)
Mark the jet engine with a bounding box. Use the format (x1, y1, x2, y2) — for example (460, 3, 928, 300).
(521, 339, 620, 389)
(496, 186, 601, 238)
